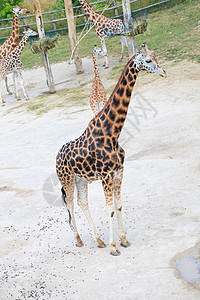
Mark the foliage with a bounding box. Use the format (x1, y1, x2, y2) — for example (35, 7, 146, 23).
(0, 0, 22, 19)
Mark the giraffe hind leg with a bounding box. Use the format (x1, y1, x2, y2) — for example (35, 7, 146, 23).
(60, 174, 84, 247)
(119, 36, 126, 62)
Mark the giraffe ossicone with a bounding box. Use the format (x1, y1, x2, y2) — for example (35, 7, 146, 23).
(56, 43, 166, 256)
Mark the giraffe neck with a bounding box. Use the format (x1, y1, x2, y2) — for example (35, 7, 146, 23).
(9, 33, 29, 58)
(0, 13, 19, 59)
(79, 0, 99, 21)
(9, 13, 19, 46)
(98, 56, 139, 140)
(92, 51, 100, 81)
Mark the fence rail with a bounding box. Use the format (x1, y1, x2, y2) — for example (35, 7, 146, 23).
(0, 0, 170, 41)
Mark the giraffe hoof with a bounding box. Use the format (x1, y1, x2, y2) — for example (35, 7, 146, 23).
(110, 249, 121, 256)
(76, 240, 84, 247)
(25, 98, 30, 101)
(75, 235, 84, 247)
(17, 98, 21, 101)
(104, 66, 109, 69)
(97, 238, 106, 248)
(120, 240, 131, 248)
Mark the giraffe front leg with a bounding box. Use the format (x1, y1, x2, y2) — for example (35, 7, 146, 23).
(13, 71, 20, 101)
(61, 174, 84, 247)
(102, 173, 120, 256)
(5, 76, 12, 95)
(0, 79, 5, 106)
(75, 177, 106, 248)
(99, 36, 109, 68)
(18, 70, 29, 101)
(114, 167, 130, 248)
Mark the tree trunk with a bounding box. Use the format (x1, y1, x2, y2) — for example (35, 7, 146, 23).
(64, 0, 84, 74)
(33, 0, 56, 93)
(122, 0, 137, 57)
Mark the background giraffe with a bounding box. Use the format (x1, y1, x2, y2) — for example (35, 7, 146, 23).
(90, 45, 107, 115)
(0, 5, 30, 95)
(56, 42, 166, 256)
(78, 0, 127, 67)
(0, 28, 38, 106)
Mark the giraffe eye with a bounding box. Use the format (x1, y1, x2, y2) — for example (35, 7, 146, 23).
(146, 59, 152, 63)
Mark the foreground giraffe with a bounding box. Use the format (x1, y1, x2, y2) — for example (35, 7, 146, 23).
(56, 43, 166, 255)
(78, 0, 127, 67)
(0, 28, 38, 106)
(0, 5, 30, 95)
(90, 46, 107, 115)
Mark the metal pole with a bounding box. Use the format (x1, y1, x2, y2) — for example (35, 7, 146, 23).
(33, 0, 56, 93)
(122, 0, 137, 57)
(64, 0, 84, 74)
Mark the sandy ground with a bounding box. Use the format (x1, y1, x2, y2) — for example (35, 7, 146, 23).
(0, 57, 200, 300)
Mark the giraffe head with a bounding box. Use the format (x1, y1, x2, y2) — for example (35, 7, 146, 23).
(13, 5, 30, 16)
(135, 42, 166, 78)
(93, 45, 106, 57)
(23, 28, 38, 37)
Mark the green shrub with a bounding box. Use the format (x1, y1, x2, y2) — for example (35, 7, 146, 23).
(0, 0, 22, 19)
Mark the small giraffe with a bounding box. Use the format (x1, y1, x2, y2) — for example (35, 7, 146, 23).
(90, 45, 107, 115)
(0, 28, 38, 106)
(78, 0, 127, 68)
(0, 5, 30, 95)
(56, 42, 166, 256)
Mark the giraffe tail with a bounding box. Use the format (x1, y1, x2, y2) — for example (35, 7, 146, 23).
(61, 187, 75, 232)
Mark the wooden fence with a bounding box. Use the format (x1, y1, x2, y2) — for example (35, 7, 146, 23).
(0, 0, 171, 41)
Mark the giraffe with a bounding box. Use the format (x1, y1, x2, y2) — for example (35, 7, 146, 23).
(0, 28, 38, 106)
(56, 42, 166, 256)
(90, 45, 107, 115)
(0, 5, 30, 95)
(78, 0, 127, 68)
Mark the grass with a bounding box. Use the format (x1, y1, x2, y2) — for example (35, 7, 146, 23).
(25, 85, 89, 116)
(17, 0, 200, 70)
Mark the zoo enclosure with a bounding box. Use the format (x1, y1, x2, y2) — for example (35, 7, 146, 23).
(0, 0, 171, 42)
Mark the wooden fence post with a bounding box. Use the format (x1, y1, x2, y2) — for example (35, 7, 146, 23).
(33, 0, 56, 93)
(51, 12, 57, 31)
(122, 0, 137, 57)
(64, 0, 84, 74)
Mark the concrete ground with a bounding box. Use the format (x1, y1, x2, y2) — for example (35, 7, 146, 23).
(0, 58, 200, 299)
